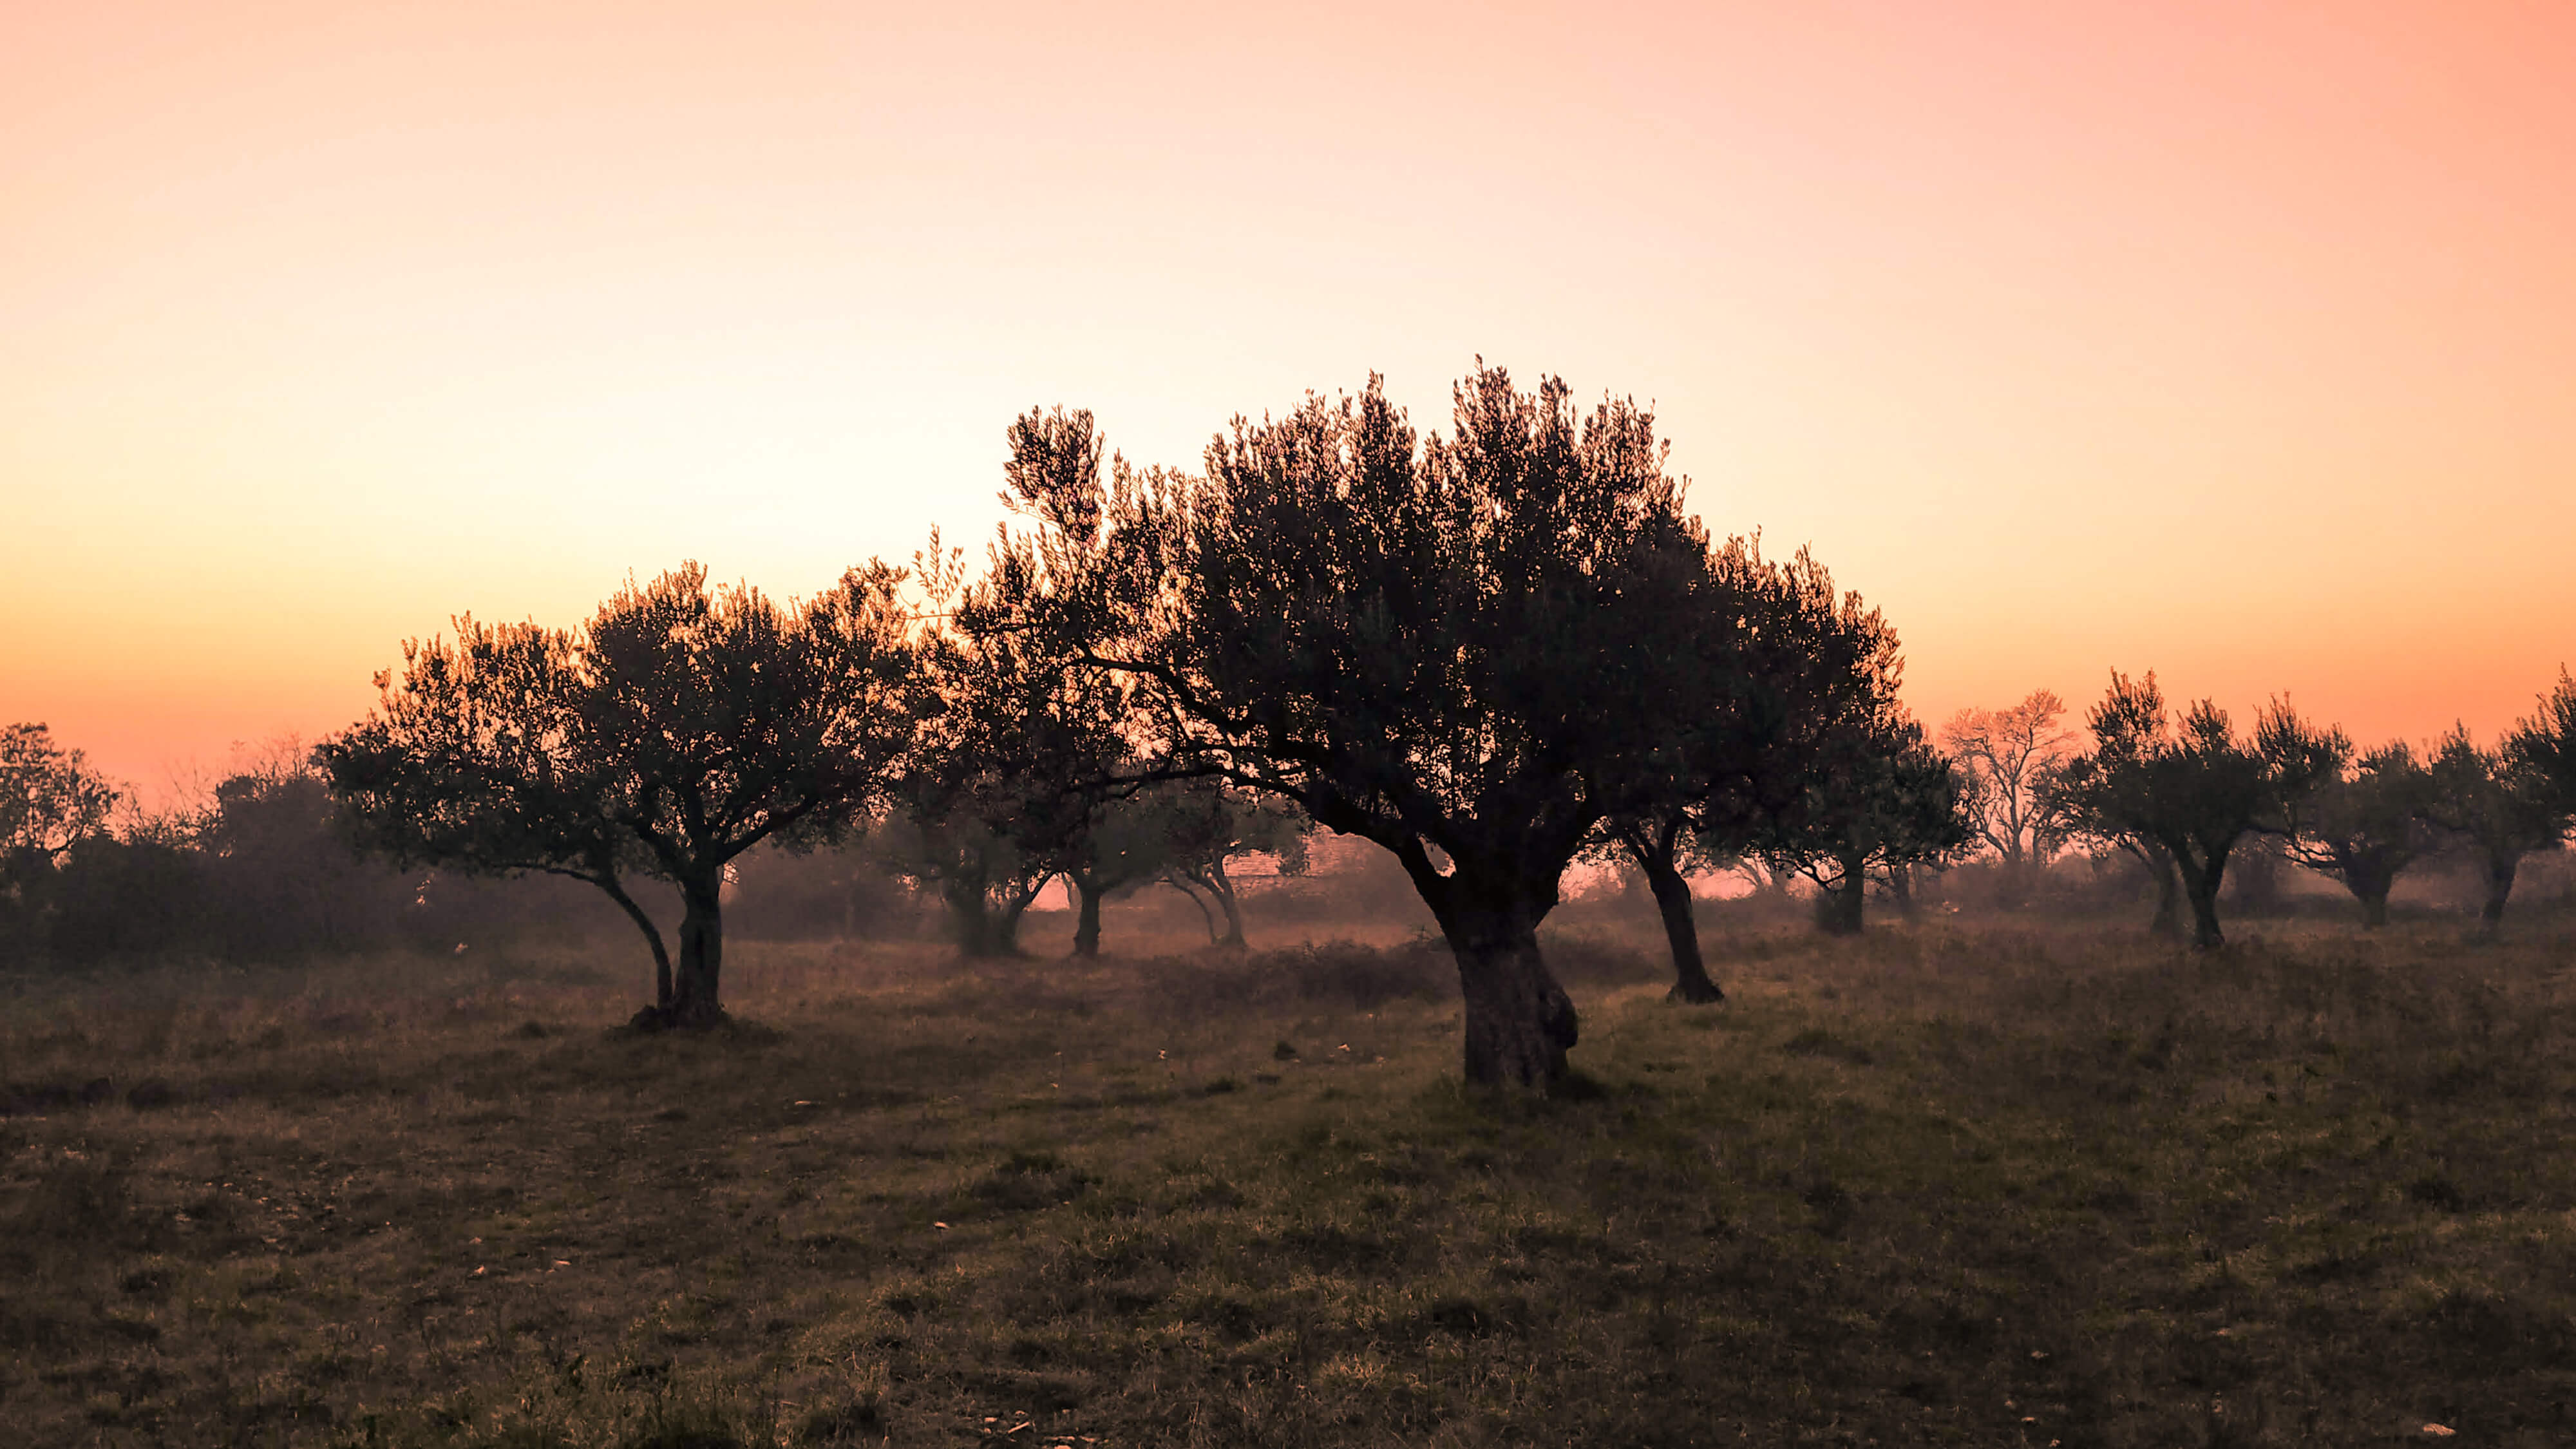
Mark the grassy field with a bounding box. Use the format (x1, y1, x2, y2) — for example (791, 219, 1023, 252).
(4, 911, 2573, 1448)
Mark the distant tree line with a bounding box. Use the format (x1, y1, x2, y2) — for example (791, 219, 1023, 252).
(1944, 673, 2576, 947)
(12, 363, 2576, 1094)
(0, 735, 601, 963)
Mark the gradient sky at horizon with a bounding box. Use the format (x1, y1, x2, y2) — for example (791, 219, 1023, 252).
(6, 0, 2571, 799)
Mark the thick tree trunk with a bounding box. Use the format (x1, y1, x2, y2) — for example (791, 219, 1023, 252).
(2478, 853, 2517, 933)
(1452, 929, 1578, 1088)
(2346, 860, 2394, 929)
(947, 878, 1027, 958)
(668, 875, 726, 1025)
(1071, 875, 1104, 958)
(1816, 851, 1867, 936)
(1423, 887, 1577, 1090)
(2182, 875, 2225, 949)
(1628, 833, 1721, 1003)
(2174, 845, 2228, 951)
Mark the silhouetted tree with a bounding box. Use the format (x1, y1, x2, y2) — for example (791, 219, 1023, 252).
(904, 526, 1137, 958)
(971, 369, 1725, 1090)
(2, 723, 118, 920)
(325, 562, 928, 1025)
(196, 744, 408, 957)
(874, 804, 1058, 957)
(2, 724, 120, 954)
(1940, 689, 2074, 906)
(2278, 739, 2439, 927)
(2045, 672, 2337, 949)
(1060, 781, 1179, 958)
(1153, 779, 1312, 949)
(2419, 726, 2566, 934)
(1591, 541, 1894, 999)
(1763, 718, 1969, 935)
(2509, 668, 2576, 815)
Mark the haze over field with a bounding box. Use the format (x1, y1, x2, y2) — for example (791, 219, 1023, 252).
(6, 1, 2571, 792)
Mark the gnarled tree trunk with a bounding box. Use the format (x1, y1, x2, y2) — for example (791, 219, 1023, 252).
(946, 876, 1032, 958)
(1201, 859, 1247, 949)
(2344, 858, 2396, 929)
(2172, 840, 2230, 951)
(1419, 876, 1577, 1090)
(667, 873, 726, 1025)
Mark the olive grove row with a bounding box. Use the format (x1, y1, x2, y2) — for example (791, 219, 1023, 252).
(12, 366, 2575, 1090)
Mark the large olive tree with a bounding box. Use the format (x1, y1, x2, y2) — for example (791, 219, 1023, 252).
(970, 368, 1725, 1089)
(324, 562, 929, 1025)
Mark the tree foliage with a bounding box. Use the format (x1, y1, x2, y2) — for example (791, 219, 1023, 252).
(2045, 672, 2338, 949)
(2277, 738, 2438, 927)
(2509, 668, 2576, 815)
(1151, 779, 1312, 950)
(1590, 540, 1905, 997)
(3, 723, 118, 885)
(324, 562, 929, 1023)
(2419, 726, 2566, 934)
(971, 368, 1725, 1089)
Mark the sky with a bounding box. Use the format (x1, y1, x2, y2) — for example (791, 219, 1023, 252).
(5, 0, 2571, 799)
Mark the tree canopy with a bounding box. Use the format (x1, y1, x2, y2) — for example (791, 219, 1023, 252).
(2277, 738, 2438, 927)
(1589, 540, 1904, 998)
(971, 366, 1728, 1088)
(2419, 725, 2566, 933)
(2045, 672, 2338, 949)
(323, 561, 931, 1024)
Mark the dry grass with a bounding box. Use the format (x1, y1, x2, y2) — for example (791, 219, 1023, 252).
(4, 908, 2574, 1446)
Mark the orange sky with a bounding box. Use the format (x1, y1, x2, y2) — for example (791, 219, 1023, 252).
(6, 1, 2571, 799)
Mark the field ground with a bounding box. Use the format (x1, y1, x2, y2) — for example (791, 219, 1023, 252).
(5, 909, 2575, 1447)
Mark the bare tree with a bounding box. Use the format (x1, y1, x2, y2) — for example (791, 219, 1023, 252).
(1940, 690, 2074, 905)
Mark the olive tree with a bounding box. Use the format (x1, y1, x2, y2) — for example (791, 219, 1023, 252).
(324, 562, 929, 1025)
(970, 368, 1724, 1090)
(2045, 672, 2337, 949)
(2420, 725, 2566, 933)
(2508, 668, 2576, 816)
(1761, 714, 1967, 936)
(1590, 542, 1895, 999)
(1151, 779, 1312, 950)
(2278, 739, 2439, 927)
